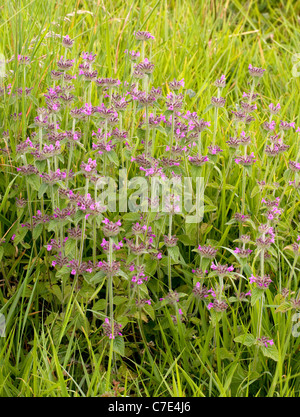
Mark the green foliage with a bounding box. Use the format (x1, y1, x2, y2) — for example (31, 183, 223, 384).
(0, 0, 300, 399)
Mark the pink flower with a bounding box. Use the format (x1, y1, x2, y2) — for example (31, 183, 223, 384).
(249, 274, 256, 284)
(269, 103, 281, 114)
(208, 288, 216, 298)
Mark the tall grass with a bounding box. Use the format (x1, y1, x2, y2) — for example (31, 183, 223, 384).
(0, 0, 300, 397)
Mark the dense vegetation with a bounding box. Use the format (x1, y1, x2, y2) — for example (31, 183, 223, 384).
(0, 0, 300, 397)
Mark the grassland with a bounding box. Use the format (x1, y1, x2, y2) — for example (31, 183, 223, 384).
(0, 0, 300, 397)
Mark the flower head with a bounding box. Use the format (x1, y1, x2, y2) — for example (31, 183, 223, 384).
(248, 64, 265, 77)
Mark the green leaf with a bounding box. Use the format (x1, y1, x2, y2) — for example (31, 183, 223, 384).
(90, 270, 106, 284)
(38, 182, 48, 199)
(164, 110, 173, 119)
(177, 234, 195, 246)
(190, 317, 201, 325)
(225, 218, 237, 226)
(56, 265, 70, 279)
(107, 150, 119, 166)
(204, 205, 217, 213)
(144, 258, 157, 275)
(113, 336, 125, 356)
(250, 185, 260, 198)
(48, 285, 63, 302)
(234, 333, 256, 347)
(243, 165, 252, 176)
(143, 304, 155, 321)
(190, 164, 204, 178)
(203, 103, 213, 114)
(275, 302, 292, 313)
(65, 238, 77, 256)
(245, 218, 257, 230)
(74, 141, 86, 151)
(155, 125, 166, 135)
(93, 299, 107, 311)
(114, 296, 128, 305)
(117, 269, 129, 280)
(185, 223, 197, 241)
(251, 287, 265, 306)
(34, 160, 46, 172)
(26, 174, 40, 191)
(13, 227, 28, 245)
(209, 154, 219, 164)
(47, 220, 58, 232)
(261, 344, 279, 362)
(32, 223, 43, 240)
(168, 246, 180, 262)
(219, 348, 235, 361)
(74, 210, 86, 224)
(137, 283, 149, 297)
(0, 174, 20, 213)
(122, 212, 141, 221)
(117, 316, 129, 328)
